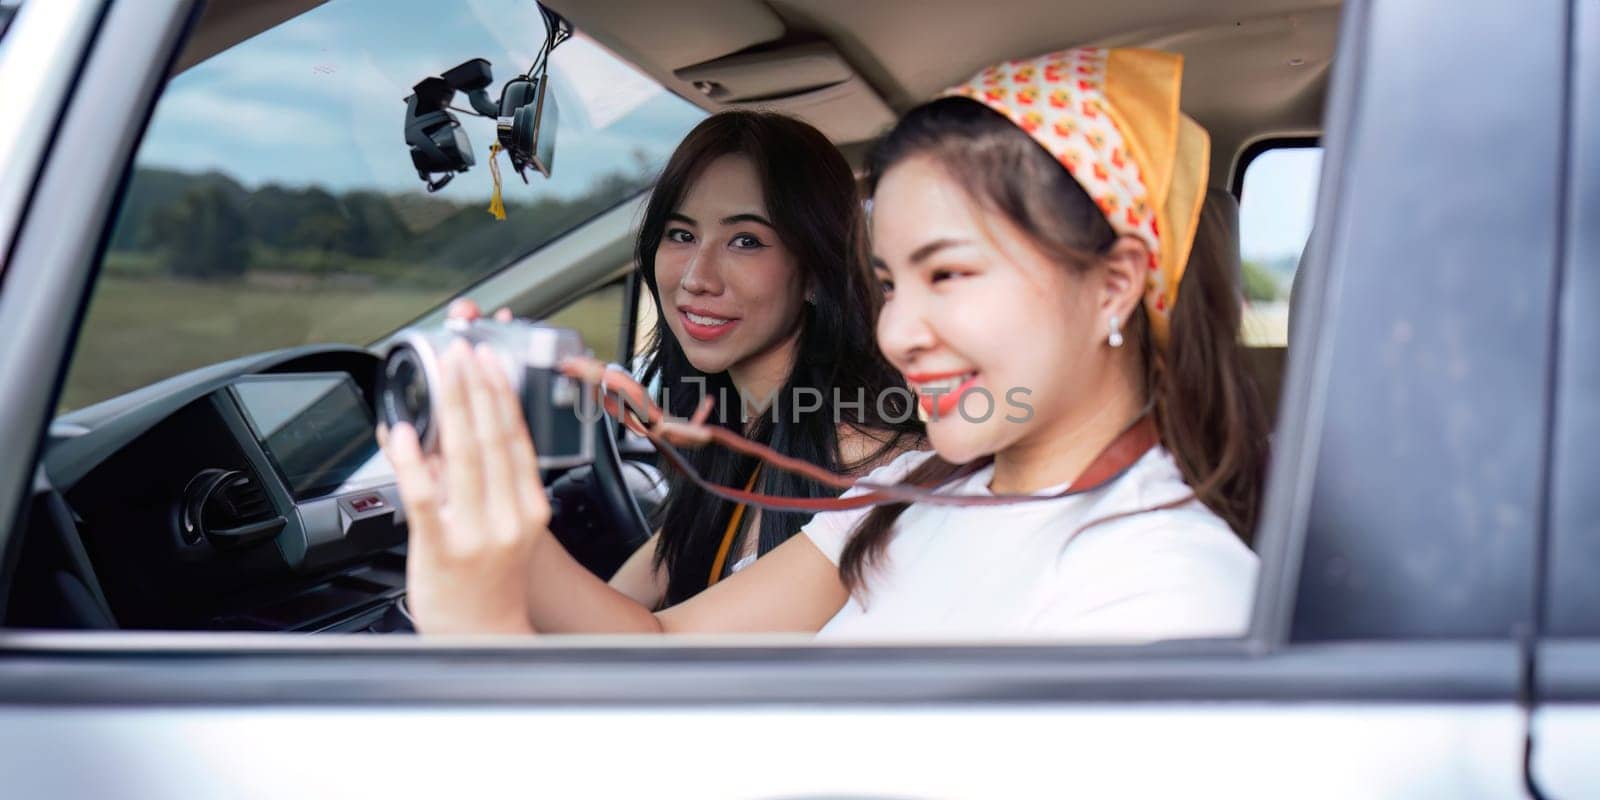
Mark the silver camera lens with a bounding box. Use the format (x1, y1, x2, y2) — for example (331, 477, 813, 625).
(378, 318, 595, 468)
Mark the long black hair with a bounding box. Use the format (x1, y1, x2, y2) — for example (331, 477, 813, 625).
(637, 110, 921, 606)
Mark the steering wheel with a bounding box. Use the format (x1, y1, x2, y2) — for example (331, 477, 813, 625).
(546, 411, 657, 579)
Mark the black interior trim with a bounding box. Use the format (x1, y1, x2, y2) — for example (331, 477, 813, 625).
(46, 344, 374, 490)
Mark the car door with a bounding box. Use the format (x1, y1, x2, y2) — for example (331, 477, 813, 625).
(0, 0, 1575, 796)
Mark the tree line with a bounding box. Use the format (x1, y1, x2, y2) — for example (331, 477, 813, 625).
(107, 166, 652, 287)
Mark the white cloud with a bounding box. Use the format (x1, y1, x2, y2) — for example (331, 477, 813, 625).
(152, 87, 345, 150)
(199, 47, 357, 96)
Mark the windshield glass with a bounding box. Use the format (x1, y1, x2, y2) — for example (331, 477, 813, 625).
(61, 0, 703, 412)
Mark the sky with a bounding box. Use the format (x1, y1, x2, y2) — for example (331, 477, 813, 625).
(137, 0, 706, 202)
(1239, 147, 1324, 263)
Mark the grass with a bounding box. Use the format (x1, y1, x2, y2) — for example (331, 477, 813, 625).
(60, 274, 629, 413)
(60, 275, 440, 412)
(543, 282, 626, 364)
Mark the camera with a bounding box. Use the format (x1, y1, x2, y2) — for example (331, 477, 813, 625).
(378, 318, 595, 469)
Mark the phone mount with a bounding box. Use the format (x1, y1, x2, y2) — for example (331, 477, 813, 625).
(401, 5, 568, 191)
(403, 58, 499, 192)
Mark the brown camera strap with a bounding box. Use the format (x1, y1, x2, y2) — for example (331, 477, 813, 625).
(561, 356, 1160, 515)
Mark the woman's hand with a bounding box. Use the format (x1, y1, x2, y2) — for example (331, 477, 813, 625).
(381, 338, 550, 634)
(447, 298, 513, 323)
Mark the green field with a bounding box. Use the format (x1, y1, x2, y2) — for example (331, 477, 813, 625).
(59, 274, 628, 413)
(60, 275, 441, 412)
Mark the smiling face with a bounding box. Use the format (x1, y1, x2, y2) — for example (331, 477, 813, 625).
(652, 154, 808, 393)
(871, 155, 1124, 465)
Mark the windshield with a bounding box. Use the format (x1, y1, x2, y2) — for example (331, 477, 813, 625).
(61, 0, 703, 412)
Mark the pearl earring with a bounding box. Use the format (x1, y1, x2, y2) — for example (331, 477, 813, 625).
(1108, 314, 1123, 348)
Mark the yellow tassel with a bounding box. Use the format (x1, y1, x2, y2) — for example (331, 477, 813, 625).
(486, 141, 507, 221)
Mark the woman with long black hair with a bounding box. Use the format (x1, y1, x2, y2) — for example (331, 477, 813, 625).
(450, 110, 921, 618)
(618, 110, 922, 608)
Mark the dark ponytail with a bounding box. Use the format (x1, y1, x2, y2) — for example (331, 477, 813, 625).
(841, 97, 1268, 596)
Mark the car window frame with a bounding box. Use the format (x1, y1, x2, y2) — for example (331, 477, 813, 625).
(0, 0, 1337, 662)
(0, 0, 1564, 721)
(1230, 135, 1322, 200)
(0, 0, 1283, 663)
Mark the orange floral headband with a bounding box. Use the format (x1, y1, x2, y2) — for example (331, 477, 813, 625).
(944, 47, 1209, 347)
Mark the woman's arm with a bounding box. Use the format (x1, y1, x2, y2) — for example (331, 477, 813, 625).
(522, 523, 848, 634)
(658, 533, 847, 633)
(519, 530, 666, 632)
(606, 532, 668, 609)
(385, 339, 849, 635)
(574, 426, 905, 619)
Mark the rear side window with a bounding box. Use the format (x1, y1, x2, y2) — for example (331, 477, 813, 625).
(545, 279, 628, 364)
(1238, 146, 1322, 347)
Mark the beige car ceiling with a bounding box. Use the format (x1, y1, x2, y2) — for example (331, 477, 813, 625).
(541, 0, 1340, 185)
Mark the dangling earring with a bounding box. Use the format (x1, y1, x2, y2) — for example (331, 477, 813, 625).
(1107, 314, 1123, 348)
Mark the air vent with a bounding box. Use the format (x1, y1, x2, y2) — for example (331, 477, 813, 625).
(180, 469, 285, 549)
(211, 472, 273, 526)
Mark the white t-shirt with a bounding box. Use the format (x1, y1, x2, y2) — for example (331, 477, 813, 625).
(802, 447, 1258, 642)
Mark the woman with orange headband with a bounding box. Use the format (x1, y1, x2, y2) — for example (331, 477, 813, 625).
(384, 48, 1270, 640)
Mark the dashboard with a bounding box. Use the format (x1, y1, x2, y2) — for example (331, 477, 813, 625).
(24, 346, 409, 632)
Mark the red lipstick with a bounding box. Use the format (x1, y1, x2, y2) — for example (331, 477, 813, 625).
(905, 371, 982, 419)
(678, 307, 739, 342)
